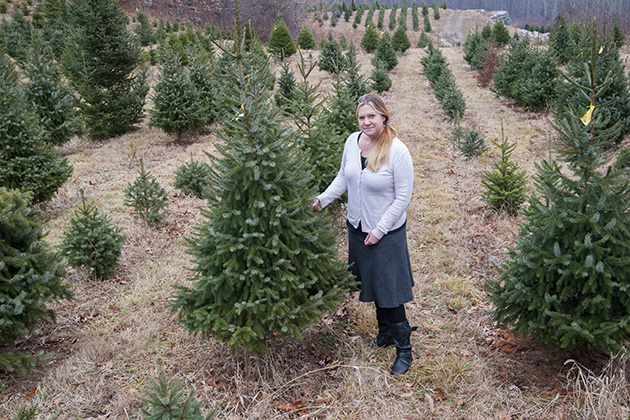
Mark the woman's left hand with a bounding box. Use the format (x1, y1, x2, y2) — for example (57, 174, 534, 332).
(364, 232, 380, 246)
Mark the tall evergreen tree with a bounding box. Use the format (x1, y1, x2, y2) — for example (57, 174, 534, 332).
(0, 54, 72, 203)
(274, 60, 297, 112)
(488, 23, 630, 354)
(549, 14, 577, 65)
(170, 1, 351, 353)
(343, 43, 369, 102)
(150, 52, 206, 142)
(493, 20, 510, 47)
(318, 33, 347, 74)
(267, 13, 296, 59)
(61, 0, 148, 140)
(22, 38, 82, 146)
(0, 187, 71, 373)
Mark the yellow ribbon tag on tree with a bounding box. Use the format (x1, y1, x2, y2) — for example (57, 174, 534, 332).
(232, 104, 245, 121)
(599, 45, 605, 54)
(581, 105, 594, 126)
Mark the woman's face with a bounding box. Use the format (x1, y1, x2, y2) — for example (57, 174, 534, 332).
(357, 104, 386, 140)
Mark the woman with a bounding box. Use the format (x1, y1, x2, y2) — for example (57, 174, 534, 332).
(311, 94, 415, 375)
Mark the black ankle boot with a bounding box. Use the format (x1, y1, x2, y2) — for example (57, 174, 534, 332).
(390, 319, 412, 375)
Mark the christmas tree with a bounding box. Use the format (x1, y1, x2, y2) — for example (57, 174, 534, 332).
(392, 24, 411, 53)
(149, 51, 206, 143)
(0, 187, 71, 373)
(22, 37, 82, 146)
(274, 60, 297, 112)
(124, 161, 169, 225)
(61, 192, 126, 279)
(267, 13, 296, 59)
(61, 0, 148, 140)
(0, 53, 72, 203)
(360, 24, 379, 53)
(372, 33, 398, 71)
(296, 25, 315, 50)
(170, 2, 351, 353)
(488, 22, 630, 354)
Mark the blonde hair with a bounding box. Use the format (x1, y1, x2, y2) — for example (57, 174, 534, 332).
(356, 94, 397, 172)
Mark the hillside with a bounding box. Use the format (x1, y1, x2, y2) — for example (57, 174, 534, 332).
(2, 5, 630, 420)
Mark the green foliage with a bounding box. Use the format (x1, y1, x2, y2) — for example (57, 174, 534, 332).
(421, 1, 428, 16)
(4, 11, 33, 62)
(0, 187, 71, 373)
(343, 43, 369, 102)
(296, 26, 315, 49)
(22, 38, 82, 146)
(318, 33, 347, 74)
(149, 52, 206, 142)
(457, 128, 485, 158)
(549, 14, 578, 64)
(392, 25, 411, 53)
(174, 157, 212, 199)
(61, 0, 148, 140)
(61, 192, 126, 279)
(417, 32, 430, 48)
(463, 30, 488, 69)
(372, 33, 397, 71)
(141, 370, 216, 420)
(370, 59, 392, 93)
(377, 6, 385, 29)
(187, 47, 217, 126)
(169, 19, 351, 354)
(124, 161, 170, 224)
(481, 124, 528, 214)
(612, 23, 625, 48)
(433, 6, 440, 20)
(0, 54, 72, 203)
(493, 20, 510, 46)
(267, 13, 296, 58)
(494, 37, 558, 110)
(555, 26, 630, 143)
(360, 23, 379, 53)
(135, 10, 155, 46)
(487, 24, 630, 354)
(411, 4, 419, 30)
(420, 42, 466, 119)
(440, 1, 447, 9)
(388, 3, 397, 31)
(274, 60, 297, 111)
(423, 14, 431, 32)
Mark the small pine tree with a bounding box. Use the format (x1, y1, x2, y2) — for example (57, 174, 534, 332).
(0, 187, 71, 373)
(141, 370, 217, 420)
(296, 25, 315, 50)
(488, 22, 630, 354)
(124, 161, 170, 224)
(61, 192, 126, 279)
(549, 14, 577, 65)
(267, 13, 296, 58)
(423, 14, 432, 32)
(372, 33, 398, 71)
(417, 32, 430, 48)
(493, 20, 510, 47)
(457, 128, 486, 158)
(440, 2, 447, 9)
(360, 23, 379, 53)
(22, 37, 82, 146)
(392, 24, 411, 53)
(274, 60, 297, 112)
(187, 47, 218, 126)
(149, 52, 206, 143)
(61, 0, 149, 140)
(135, 10, 155, 46)
(174, 157, 212, 199)
(388, 4, 397, 30)
(344, 43, 369, 102)
(412, 4, 419, 30)
(370, 59, 392, 92)
(0, 53, 72, 203)
(318, 33, 347, 74)
(170, 5, 351, 353)
(611, 23, 625, 48)
(421, 1, 429, 16)
(481, 124, 528, 215)
(377, 7, 385, 29)
(433, 5, 440, 19)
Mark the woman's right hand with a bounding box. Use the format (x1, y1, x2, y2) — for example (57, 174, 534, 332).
(310, 198, 322, 211)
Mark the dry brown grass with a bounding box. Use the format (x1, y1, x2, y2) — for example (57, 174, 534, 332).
(3, 7, 630, 420)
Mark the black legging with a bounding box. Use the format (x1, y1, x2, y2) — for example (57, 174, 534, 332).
(376, 305, 406, 324)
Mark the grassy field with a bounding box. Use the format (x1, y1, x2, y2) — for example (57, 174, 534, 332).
(2, 6, 630, 420)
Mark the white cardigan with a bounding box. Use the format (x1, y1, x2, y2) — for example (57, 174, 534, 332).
(317, 131, 414, 239)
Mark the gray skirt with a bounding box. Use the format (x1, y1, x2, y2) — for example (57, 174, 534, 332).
(347, 221, 415, 308)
